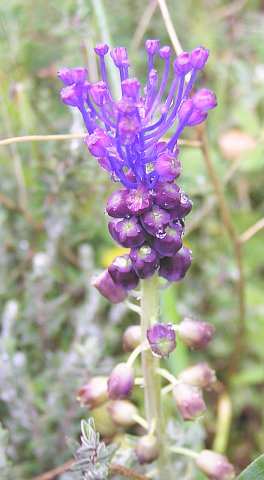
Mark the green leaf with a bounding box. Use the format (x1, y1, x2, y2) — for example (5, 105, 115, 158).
(236, 455, 264, 480)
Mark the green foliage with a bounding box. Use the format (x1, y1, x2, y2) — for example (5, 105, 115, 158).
(236, 455, 264, 480)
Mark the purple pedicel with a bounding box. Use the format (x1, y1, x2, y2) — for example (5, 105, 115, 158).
(192, 88, 217, 111)
(129, 244, 159, 279)
(125, 185, 153, 216)
(196, 450, 235, 480)
(170, 193, 193, 220)
(108, 217, 146, 248)
(152, 222, 183, 257)
(178, 363, 216, 389)
(106, 189, 130, 218)
(140, 204, 170, 236)
(172, 383, 206, 421)
(155, 150, 181, 182)
(159, 246, 192, 281)
(190, 46, 209, 69)
(147, 323, 176, 358)
(92, 270, 128, 303)
(154, 182, 181, 210)
(59, 40, 216, 189)
(108, 363, 134, 400)
(108, 254, 139, 290)
(178, 317, 215, 350)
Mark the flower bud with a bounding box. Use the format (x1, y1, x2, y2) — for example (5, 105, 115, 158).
(159, 247, 192, 282)
(178, 363, 216, 389)
(122, 78, 141, 98)
(192, 88, 217, 111)
(89, 81, 107, 105)
(118, 116, 141, 145)
(129, 244, 159, 279)
(178, 99, 208, 126)
(159, 46, 171, 58)
(57, 67, 88, 86)
(170, 193, 193, 220)
(178, 317, 215, 349)
(108, 400, 138, 427)
(94, 43, 109, 56)
(140, 205, 170, 237)
(196, 450, 235, 480)
(60, 84, 82, 107)
(172, 383, 206, 420)
(108, 254, 139, 291)
(155, 150, 181, 182)
(108, 363, 134, 400)
(174, 52, 192, 75)
(77, 376, 108, 409)
(145, 39, 160, 55)
(92, 270, 128, 303)
(123, 325, 142, 352)
(190, 46, 209, 69)
(84, 129, 112, 157)
(152, 222, 183, 257)
(154, 181, 181, 210)
(110, 47, 130, 67)
(126, 185, 153, 216)
(106, 189, 130, 218)
(108, 217, 146, 248)
(147, 323, 176, 358)
(135, 435, 159, 464)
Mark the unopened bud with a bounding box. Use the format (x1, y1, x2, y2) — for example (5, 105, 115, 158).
(135, 435, 159, 464)
(172, 383, 206, 420)
(92, 270, 128, 304)
(108, 400, 138, 427)
(178, 363, 216, 389)
(178, 317, 215, 349)
(77, 376, 108, 409)
(147, 323, 176, 358)
(108, 363, 134, 400)
(196, 450, 235, 480)
(123, 325, 141, 352)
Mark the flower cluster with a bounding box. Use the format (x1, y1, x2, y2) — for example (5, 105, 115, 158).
(58, 40, 217, 298)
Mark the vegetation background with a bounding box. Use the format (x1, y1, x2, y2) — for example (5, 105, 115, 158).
(0, 0, 263, 478)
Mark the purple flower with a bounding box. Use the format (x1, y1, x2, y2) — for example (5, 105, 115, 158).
(178, 317, 215, 349)
(170, 193, 193, 220)
(152, 222, 183, 257)
(154, 181, 181, 209)
(108, 363, 134, 400)
(172, 383, 206, 420)
(58, 40, 216, 189)
(106, 189, 130, 218)
(147, 323, 176, 358)
(159, 246, 192, 281)
(108, 254, 139, 290)
(196, 450, 235, 480)
(129, 244, 159, 279)
(125, 185, 153, 216)
(108, 217, 146, 248)
(91, 270, 128, 303)
(140, 204, 171, 236)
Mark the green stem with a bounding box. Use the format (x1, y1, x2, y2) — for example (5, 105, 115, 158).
(140, 273, 173, 480)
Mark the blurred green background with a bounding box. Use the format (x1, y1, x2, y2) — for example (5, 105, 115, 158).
(0, 0, 264, 478)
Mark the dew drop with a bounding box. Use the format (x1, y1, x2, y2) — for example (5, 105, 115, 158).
(156, 228, 167, 239)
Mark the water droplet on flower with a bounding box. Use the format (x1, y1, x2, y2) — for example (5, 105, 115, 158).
(181, 193, 188, 204)
(156, 228, 167, 239)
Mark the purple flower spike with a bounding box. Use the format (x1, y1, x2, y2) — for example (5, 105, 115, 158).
(110, 47, 130, 67)
(173, 383, 206, 420)
(152, 223, 183, 257)
(170, 193, 193, 220)
(106, 189, 130, 218)
(108, 217, 146, 248)
(154, 182, 181, 210)
(178, 317, 215, 349)
(147, 323, 176, 358)
(108, 254, 139, 290)
(196, 450, 235, 480)
(178, 99, 208, 126)
(94, 43, 109, 56)
(155, 150, 181, 182)
(140, 204, 171, 237)
(108, 363, 134, 400)
(84, 129, 112, 157)
(92, 270, 128, 303)
(57, 67, 87, 86)
(174, 52, 192, 75)
(192, 88, 217, 111)
(130, 244, 159, 279)
(159, 246, 192, 281)
(145, 39, 160, 55)
(179, 363, 216, 389)
(190, 46, 209, 69)
(126, 185, 153, 216)
(136, 435, 159, 464)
